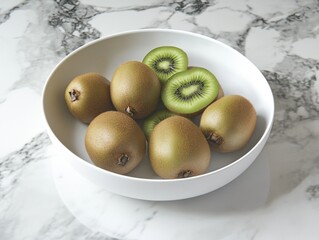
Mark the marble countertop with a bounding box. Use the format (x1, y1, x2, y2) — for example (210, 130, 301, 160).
(1, 0, 319, 239)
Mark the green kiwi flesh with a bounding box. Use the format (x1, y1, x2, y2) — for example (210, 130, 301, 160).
(161, 67, 219, 115)
(143, 46, 188, 85)
(143, 109, 176, 140)
(188, 65, 224, 101)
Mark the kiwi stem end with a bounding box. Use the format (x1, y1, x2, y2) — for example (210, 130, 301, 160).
(69, 89, 80, 102)
(118, 154, 129, 166)
(178, 170, 192, 178)
(125, 106, 135, 117)
(206, 132, 224, 145)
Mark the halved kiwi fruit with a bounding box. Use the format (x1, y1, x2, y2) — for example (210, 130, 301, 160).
(188, 65, 224, 101)
(161, 67, 219, 115)
(143, 109, 176, 140)
(143, 46, 188, 85)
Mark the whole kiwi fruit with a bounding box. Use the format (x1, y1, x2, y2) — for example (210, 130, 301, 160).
(143, 46, 188, 85)
(161, 67, 219, 116)
(200, 95, 257, 153)
(64, 72, 113, 124)
(143, 109, 176, 140)
(149, 116, 211, 179)
(85, 111, 146, 175)
(111, 61, 161, 119)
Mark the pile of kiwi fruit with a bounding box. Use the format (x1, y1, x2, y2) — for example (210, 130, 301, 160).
(64, 46, 257, 179)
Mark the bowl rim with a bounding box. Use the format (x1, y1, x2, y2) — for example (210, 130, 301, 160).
(42, 28, 275, 183)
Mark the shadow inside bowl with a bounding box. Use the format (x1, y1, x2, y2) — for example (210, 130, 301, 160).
(129, 114, 268, 179)
(51, 108, 268, 180)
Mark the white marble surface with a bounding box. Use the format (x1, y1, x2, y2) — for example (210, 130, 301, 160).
(1, 0, 319, 239)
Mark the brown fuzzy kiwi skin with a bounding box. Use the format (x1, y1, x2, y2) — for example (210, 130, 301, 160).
(110, 61, 161, 119)
(85, 111, 146, 175)
(200, 95, 257, 153)
(142, 109, 177, 141)
(65, 72, 114, 124)
(149, 115, 211, 179)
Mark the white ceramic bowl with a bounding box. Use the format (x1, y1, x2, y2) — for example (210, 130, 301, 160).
(42, 29, 274, 201)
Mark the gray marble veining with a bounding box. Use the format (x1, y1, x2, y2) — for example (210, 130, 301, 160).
(48, 0, 102, 55)
(0, 132, 50, 199)
(1, 0, 319, 239)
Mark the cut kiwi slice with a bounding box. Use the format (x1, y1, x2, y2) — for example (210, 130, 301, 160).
(161, 67, 219, 115)
(143, 109, 176, 140)
(143, 46, 188, 85)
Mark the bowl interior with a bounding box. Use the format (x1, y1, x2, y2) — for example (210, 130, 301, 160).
(43, 29, 274, 180)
